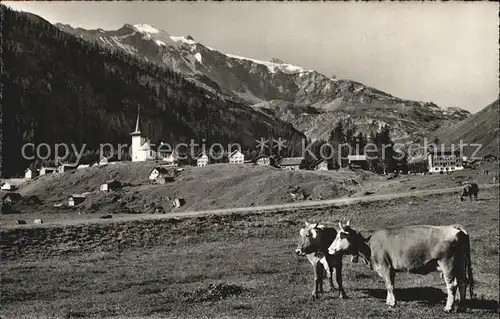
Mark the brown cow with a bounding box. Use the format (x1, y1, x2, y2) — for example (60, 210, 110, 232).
(460, 183, 479, 201)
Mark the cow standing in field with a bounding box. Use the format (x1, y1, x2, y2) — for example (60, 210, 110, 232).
(328, 220, 474, 313)
(295, 221, 347, 300)
(460, 183, 479, 201)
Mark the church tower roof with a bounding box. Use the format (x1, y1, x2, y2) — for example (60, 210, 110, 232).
(131, 107, 142, 136)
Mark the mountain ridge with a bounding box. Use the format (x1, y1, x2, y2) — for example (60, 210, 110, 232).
(55, 23, 470, 142)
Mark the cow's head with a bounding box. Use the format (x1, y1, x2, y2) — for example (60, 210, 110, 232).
(295, 221, 326, 256)
(328, 219, 370, 259)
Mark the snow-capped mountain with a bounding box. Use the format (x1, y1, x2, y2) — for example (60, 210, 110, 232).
(56, 23, 470, 142)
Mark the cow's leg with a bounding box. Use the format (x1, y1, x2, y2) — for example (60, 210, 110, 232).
(439, 261, 458, 313)
(381, 267, 396, 307)
(311, 261, 320, 299)
(317, 263, 325, 294)
(334, 262, 348, 299)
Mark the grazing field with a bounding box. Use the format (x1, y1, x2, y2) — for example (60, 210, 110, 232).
(1, 188, 498, 318)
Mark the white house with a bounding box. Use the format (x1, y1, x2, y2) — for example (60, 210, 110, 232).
(427, 151, 464, 173)
(24, 168, 38, 179)
(197, 152, 209, 167)
(131, 108, 156, 162)
(39, 167, 57, 176)
(1, 182, 13, 191)
(228, 150, 245, 164)
(254, 154, 270, 166)
(277, 157, 303, 170)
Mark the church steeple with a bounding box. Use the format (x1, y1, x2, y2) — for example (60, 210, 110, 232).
(131, 107, 141, 136)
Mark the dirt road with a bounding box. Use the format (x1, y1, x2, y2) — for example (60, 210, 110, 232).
(4, 183, 498, 229)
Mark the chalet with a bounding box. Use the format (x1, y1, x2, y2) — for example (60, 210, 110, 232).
(228, 150, 245, 164)
(99, 180, 122, 192)
(254, 154, 271, 166)
(57, 164, 78, 173)
(277, 157, 304, 170)
(2, 192, 22, 203)
(1, 182, 14, 191)
(427, 150, 464, 173)
(68, 194, 86, 207)
(39, 167, 57, 176)
(24, 168, 38, 179)
(197, 152, 210, 167)
(312, 159, 328, 171)
(149, 167, 170, 181)
(347, 155, 367, 169)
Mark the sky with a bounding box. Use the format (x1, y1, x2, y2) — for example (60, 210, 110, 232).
(5, 1, 499, 113)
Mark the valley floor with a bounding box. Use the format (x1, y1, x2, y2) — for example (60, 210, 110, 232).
(1, 189, 498, 318)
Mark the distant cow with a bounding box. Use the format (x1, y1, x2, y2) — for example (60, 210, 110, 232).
(33, 219, 43, 224)
(328, 220, 474, 313)
(16, 220, 27, 225)
(460, 183, 479, 201)
(295, 221, 347, 300)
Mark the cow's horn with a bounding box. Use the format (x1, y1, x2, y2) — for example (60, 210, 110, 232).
(346, 220, 350, 226)
(338, 220, 344, 231)
(305, 221, 309, 226)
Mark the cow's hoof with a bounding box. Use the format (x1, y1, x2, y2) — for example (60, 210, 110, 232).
(311, 294, 319, 301)
(339, 292, 348, 299)
(443, 307, 453, 313)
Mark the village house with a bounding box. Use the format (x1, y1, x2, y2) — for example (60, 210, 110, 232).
(24, 168, 38, 179)
(159, 147, 178, 166)
(254, 154, 271, 166)
(347, 154, 367, 169)
(277, 157, 304, 170)
(99, 180, 122, 192)
(1, 182, 15, 191)
(228, 150, 245, 164)
(148, 167, 174, 184)
(312, 159, 329, 171)
(427, 150, 464, 173)
(68, 194, 86, 207)
(39, 167, 57, 176)
(197, 152, 210, 167)
(131, 108, 156, 162)
(57, 163, 78, 173)
(2, 192, 22, 203)
(173, 198, 185, 208)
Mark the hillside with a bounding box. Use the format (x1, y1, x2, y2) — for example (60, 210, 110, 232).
(432, 99, 499, 157)
(9, 163, 374, 218)
(56, 23, 470, 142)
(2, 7, 305, 177)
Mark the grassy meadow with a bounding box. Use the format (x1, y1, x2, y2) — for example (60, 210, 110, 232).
(1, 188, 498, 318)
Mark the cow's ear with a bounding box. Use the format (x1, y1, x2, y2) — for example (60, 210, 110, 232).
(311, 223, 318, 229)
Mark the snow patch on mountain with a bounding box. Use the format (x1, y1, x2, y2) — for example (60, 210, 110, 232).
(194, 52, 202, 63)
(170, 36, 197, 45)
(225, 53, 307, 74)
(133, 24, 160, 34)
(155, 40, 166, 46)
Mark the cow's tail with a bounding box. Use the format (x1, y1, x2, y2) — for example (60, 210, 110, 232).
(452, 224, 475, 299)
